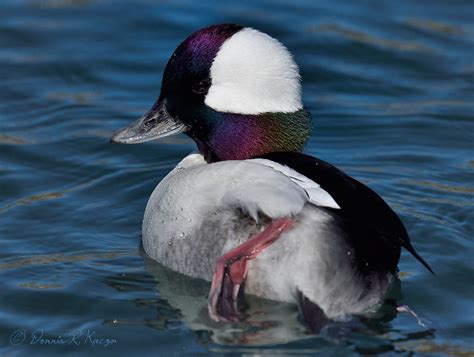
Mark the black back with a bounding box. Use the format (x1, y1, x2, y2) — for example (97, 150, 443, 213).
(258, 152, 433, 275)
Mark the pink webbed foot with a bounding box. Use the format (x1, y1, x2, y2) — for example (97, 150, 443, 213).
(208, 217, 293, 322)
(397, 305, 432, 329)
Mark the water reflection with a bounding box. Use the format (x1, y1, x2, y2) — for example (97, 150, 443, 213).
(99, 245, 431, 349)
(97, 247, 447, 354)
(141, 253, 311, 346)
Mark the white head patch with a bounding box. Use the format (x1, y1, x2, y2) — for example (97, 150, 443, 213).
(205, 28, 303, 115)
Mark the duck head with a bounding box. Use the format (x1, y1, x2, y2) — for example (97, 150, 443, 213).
(111, 24, 311, 163)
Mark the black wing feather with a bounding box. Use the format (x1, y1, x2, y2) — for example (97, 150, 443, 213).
(258, 152, 433, 275)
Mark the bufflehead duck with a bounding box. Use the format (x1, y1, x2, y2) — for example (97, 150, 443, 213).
(111, 24, 432, 328)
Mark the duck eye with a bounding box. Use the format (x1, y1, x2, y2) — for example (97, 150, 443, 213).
(192, 79, 210, 94)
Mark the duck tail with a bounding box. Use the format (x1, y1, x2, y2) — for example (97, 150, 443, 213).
(400, 239, 435, 275)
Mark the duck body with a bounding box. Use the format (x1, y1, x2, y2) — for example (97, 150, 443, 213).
(111, 24, 432, 327)
(142, 152, 405, 320)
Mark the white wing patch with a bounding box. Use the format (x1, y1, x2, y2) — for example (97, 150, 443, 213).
(248, 158, 341, 209)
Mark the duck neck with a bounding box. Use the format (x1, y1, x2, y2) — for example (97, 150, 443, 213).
(191, 109, 312, 163)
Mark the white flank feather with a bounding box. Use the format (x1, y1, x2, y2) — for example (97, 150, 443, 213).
(249, 158, 340, 209)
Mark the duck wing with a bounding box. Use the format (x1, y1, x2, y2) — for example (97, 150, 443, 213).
(256, 152, 434, 275)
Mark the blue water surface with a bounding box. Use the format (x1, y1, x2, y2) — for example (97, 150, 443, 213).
(0, 0, 473, 355)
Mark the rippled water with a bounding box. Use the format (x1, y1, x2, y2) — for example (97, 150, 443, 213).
(1, 0, 473, 355)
